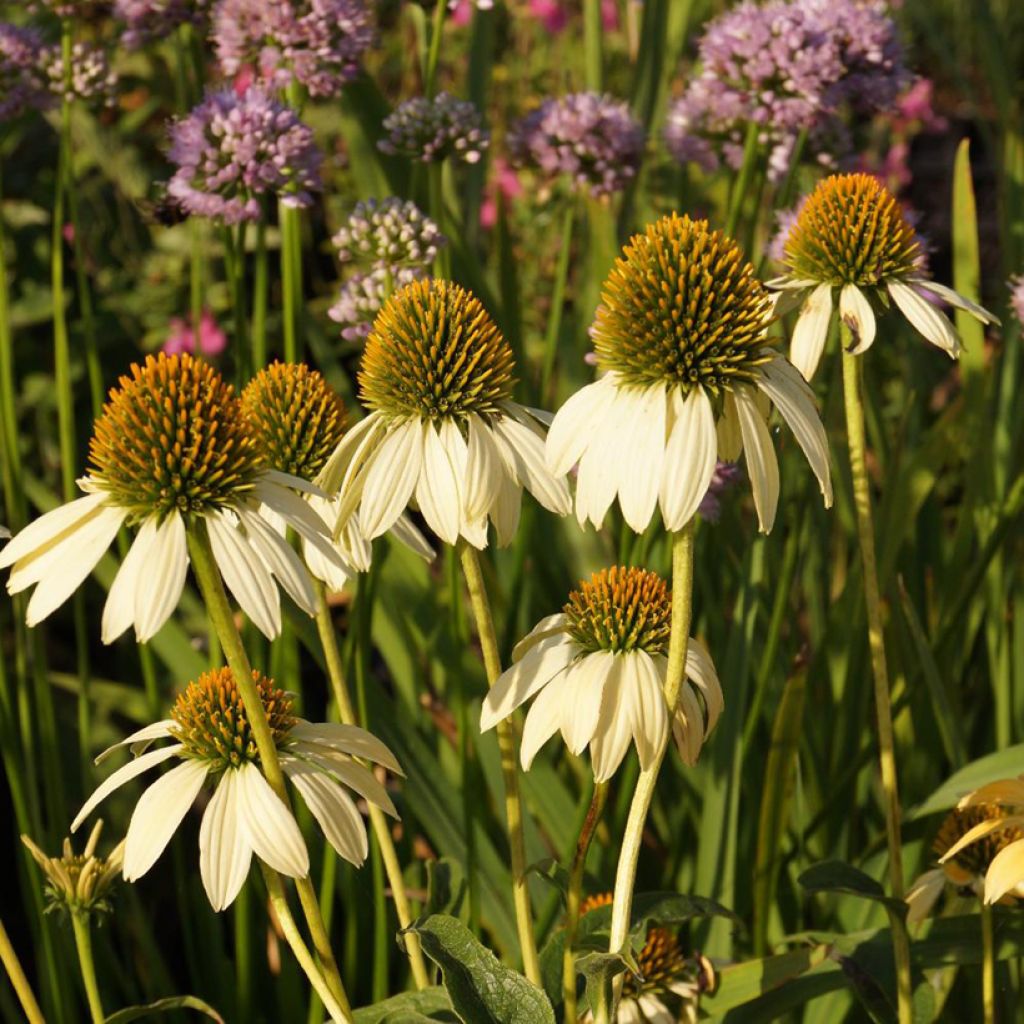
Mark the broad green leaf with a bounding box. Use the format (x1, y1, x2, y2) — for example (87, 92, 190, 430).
(951, 138, 985, 386)
(798, 861, 907, 918)
(911, 743, 1024, 818)
(403, 915, 556, 1024)
(426, 858, 467, 920)
(103, 995, 224, 1023)
(352, 989, 457, 1024)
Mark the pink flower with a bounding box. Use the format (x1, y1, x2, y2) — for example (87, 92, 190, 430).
(896, 78, 946, 131)
(528, 0, 568, 33)
(601, 0, 618, 31)
(449, 0, 473, 27)
(163, 310, 227, 357)
(480, 157, 523, 229)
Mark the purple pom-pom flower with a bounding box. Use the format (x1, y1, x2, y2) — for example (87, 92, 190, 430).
(378, 92, 489, 164)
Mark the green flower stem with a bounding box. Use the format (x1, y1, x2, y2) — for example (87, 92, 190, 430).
(261, 865, 352, 1024)
(312, 580, 431, 991)
(0, 915, 45, 1024)
(982, 901, 995, 1023)
(540, 202, 575, 400)
(602, 522, 695, 1018)
(0, 164, 25, 531)
(424, 0, 446, 98)
(280, 203, 301, 362)
(190, 218, 204, 337)
(252, 217, 268, 372)
(841, 345, 913, 1024)
(71, 912, 104, 1024)
(223, 222, 249, 383)
(723, 121, 760, 242)
(458, 542, 542, 986)
(428, 162, 451, 279)
(186, 522, 351, 1017)
(563, 781, 609, 1024)
(583, 0, 603, 91)
(234, 881, 252, 1020)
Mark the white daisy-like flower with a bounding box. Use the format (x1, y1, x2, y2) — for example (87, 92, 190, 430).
(480, 566, 722, 781)
(317, 278, 572, 549)
(0, 353, 340, 643)
(71, 666, 402, 912)
(768, 173, 998, 380)
(239, 359, 435, 591)
(546, 214, 832, 536)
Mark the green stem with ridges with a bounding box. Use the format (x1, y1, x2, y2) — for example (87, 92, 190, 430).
(841, 345, 913, 1024)
(601, 522, 695, 1019)
(458, 543, 542, 986)
(424, 0, 446, 98)
(0, 916, 44, 1024)
(280, 204, 300, 362)
(312, 580, 431, 990)
(71, 913, 104, 1024)
(563, 781, 608, 1024)
(583, 0, 603, 91)
(186, 522, 351, 1017)
(252, 217, 268, 372)
(982, 901, 995, 1023)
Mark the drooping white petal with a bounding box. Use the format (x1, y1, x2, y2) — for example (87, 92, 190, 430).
(465, 414, 504, 520)
(615, 385, 665, 533)
(558, 652, 614, 756)
(519, 680, 564, 771)
(790, 283, 833, 380)
(511, 613, 569, 662)
(315, 412, 384, 495)
(416, 421, 461, 545)
(207, 513, 281, 639)
(0, 492, 106, 569)
(354, 420, 423, 541)
(575, 385, 632, 529)
(888, 280, 962, 357)
(672, 685, 706, 767)
(238, 508, 316, 616)
(199, 768, 252, 912)
(717, 394, 743, 462)
(985, 839, 1024, 904)
(755, 357, 833, 508)
(659, 388, 718, 531)
(95, 720, 175, 764)
(480, 635, 577, 731)
(438, 419, 480, 541)
(546, 378, 616, 476)
(289, 721, 403, 774)
(235, 762, 309, 878)
(839, 284, 877, 356)
(102, 515, 160, 644)
(262, 468, 323, 497)
(684, 639, 723, 735)
(388, 513, 435, 563)
(283, 756, 368, 866)
(733, 386, 780, 533)
(938, 815, 1024, 865)
(908, 279, 998, 325)
(768, 285, 810, 319)
(124, 758, 208, 881)
(300, 751, 398, 818)
(905, 868, 947, 926)
(132, 512, 189, 643)
(492, 414, 572, 516)
(589, 658, 632, 783)
(625, 651, 669, 770)
(489, 472, 522, 547)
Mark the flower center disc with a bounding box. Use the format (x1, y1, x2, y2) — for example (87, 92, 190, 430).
(934, 804, 1021, 880)
(565, 566, 671, 655)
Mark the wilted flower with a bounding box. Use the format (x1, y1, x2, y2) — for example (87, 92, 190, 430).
(163, 309, 228, 356)
(332, 198, 446, 269)
(168, 87, 322, 223)
(547, 214, 832, 535)
(320, 278, 570, 548)
(213, 0, 374, 98)
(0, 23, 50, 120)
(115, 0, 210, 48)
(72, 667, 402, 911)
(43, 40, 117, 106)
(769, 173, 997, 379)
(378, 92, 489, 164)
(328, 266, 425, 344)
(481, 567, 722, 780)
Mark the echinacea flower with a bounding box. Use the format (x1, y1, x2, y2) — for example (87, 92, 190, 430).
(770, 173, 998, 379)
(906, 805, 1024, 925)
(546, 214, 832, 535)
(320, 278, 571, 548)
(934, 775, 1024, 905)
(0, 352, 336, 642)
(480, 567, 722, 780)
(378, 92, 489, 165)
(240, 361, 433, 590)
(71, 667, 402, 911)
(332, 198, 446, 270)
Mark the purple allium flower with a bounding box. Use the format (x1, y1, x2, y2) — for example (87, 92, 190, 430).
(213, 0, 374, 98)
(1008, 276, 1024, 330)
(332, 198, 445, 269)
(115, 0, 210, 48)
(328, 266, 424, 343)
(697, 461, 743, 522)
(665, 0, 908, 182)
(43, 41, 117, 106)
(768, 198, 808, 265)
(0, 24, 51, 121)
(378, 92, 489, 164)
(167, 87, 322, 224)
(509, 91, 645, 198)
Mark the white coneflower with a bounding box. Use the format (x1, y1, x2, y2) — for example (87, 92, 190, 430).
(240, 360, 434, 591)
(0, 353, 336, 642)
(319, 278, 571, 548)
(72, 667, 402, 912)
(480, 567, 722, 781)
(769, 173, 998, 380)
(546, 214, 832, 535)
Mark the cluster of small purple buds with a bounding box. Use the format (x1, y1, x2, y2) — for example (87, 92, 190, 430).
(0, 24, 51, 121)
(378, 92, 489, 164)
(167, 87, 322, 224)
(329, 266, 425, 344)
(44, 40, 118, 106)
(115, 0, 211, 49)
(212, 0, 374, 98)
(332, 198, 446, 270)
(509, 91, 644, 198)
(697, 461, 744, 522)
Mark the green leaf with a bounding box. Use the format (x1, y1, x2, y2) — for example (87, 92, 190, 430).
(911, 744, 1024, 818)
(525, 858, 570, 902)
(425, 858, 467, 920)
(352, 989, 458, 1023)
(403, 915, 556, 1024)
(103, 995, 224, 1023)
(798, 861, 907, 919)
(952, 137, 986, 386)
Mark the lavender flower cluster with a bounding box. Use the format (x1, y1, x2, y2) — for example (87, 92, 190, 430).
(44, 40, 118, 105)
(329, 266, 425, 344)
(0, 24, 50, 121)
(378, 92, 489, 164)
(332, 198, 446, 269)
(115, 0, 210, 48)
(167, 87, 322, 224)
(665, 0, 910, 181)
(213, 0, 374, 98)
(509, 91, 644, 197)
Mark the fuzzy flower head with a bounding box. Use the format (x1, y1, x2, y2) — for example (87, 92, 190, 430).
(510, 91, 644, 198)
(548, 214, 832, 534)
(72, 667, 402, 911)
(115, 0, 211, 48)
(0, 23, 51, 120)
(481, 567, 723, 780)
(333, 198, 446, 270)
(44, 40, 117, 106)
(320, 279, 570, 549)
(168, 87, 322, 224)
(378, 92, 489, 164)
(770, 173, 998, 379)
(0, 353, 338, 642)
(328, 266, 425, 344)
(213, 0, 373, 98)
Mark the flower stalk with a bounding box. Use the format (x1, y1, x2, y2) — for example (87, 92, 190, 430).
(0, 916, 44, 1024)
(71, 911, 104, 1024)
(841, 343, 913, 1024)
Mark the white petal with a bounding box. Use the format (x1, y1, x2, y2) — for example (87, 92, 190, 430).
(905, 868, 946, 926)
(290, 721, 403, 774)
(95, 720, 175, 764)
(0, 492, 106, 569)
(283, 757, 367, 866)
(132, 513, 189, 643)
(102, 518, 159, 644)
(985, 839, 1024, 904)
(589, 658, 632, 783)
(717, 394, 743, 462)
(909, 279, 998, 325)
(546, 378, 615, 476)
(480, 636, 577, 731)
(888, 280, 962, 357)
(520, 681, 565, 771)
(489, 471, 521, 547)
(388, 513, 435, 563)
(235, 762, 309, 878)
(299, 751, 398, 818)
(790, 283, 833, 380)
(733, 386, 779, 533)
(575, 385, 631, 529)
(511, 613, 569, 662)
(416, 421, 461, 545)
(207, 513, 281, 639)
(262, 468, 323, 496)
(465, 414, 504, 520)
(359, 421, 423, 540)
(255, 480, 334, 549)
(625, 651, 669, 770)
(558, 653, 614, 755)
(672, 685, 706, 767)
(684, 639, 723, 735)
(839, 284, 876, 356)
(72, 743, 185, 831)
(615, 386, 665, 532)
(123, 758, 208, 881)
(492, 414, 572, 516)
(315, 412, 384, 495)
(239, 508, 316, 616)
(659, 388, 718, 531)
(199, 769, 252, 912)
